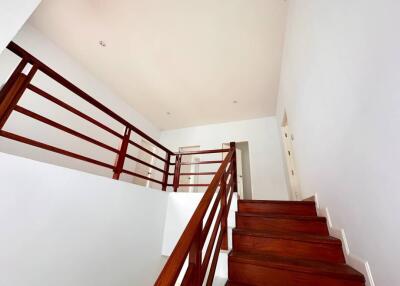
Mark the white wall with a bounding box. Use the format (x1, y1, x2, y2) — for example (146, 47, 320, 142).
(162, 193, 203, 256)
(277, 1, 400, 284)
(161, 192, 238, 284)
(0, 0, 41, 53)
(0, 152, 168, 286)
(0, 24, 162, 183)
(160, 117, 288, 200)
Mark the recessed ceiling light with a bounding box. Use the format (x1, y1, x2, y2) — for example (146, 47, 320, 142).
(99, 40, 106, 47)
(166, 111, 171, 115)
(233, 100, 238, 104)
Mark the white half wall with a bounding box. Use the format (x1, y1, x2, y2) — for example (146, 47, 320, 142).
(0, 24, 161, 182)
(160, 117, 288, 200)
(161, 192, 238, 284)
(0, 151, 168, 286)
(0, 0, 41, 53)
(277, 0, 400, 284)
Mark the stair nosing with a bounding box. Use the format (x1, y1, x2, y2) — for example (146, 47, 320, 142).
(232, 228, 341, 245)
(229, 251, 365, 282)
(236, 212, 326, 222)
(238, 199, 315, 205)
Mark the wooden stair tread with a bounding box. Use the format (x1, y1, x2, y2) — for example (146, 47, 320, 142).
(237, 212, 326, 221)
(233, 228, 341, 245)
(226, 281, 254, 286)
(239, 199, 315, 205)
(229, 251, 365, 282)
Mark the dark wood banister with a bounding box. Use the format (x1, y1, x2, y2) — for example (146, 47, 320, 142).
(155, 142, 237, 286)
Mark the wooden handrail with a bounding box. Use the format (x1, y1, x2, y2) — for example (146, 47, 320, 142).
(0, 42, 237, 197)
(154, 142, 237, 286)
(174, 148, 230, 156)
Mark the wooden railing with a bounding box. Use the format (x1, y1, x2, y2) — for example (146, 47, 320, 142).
(0, 42, 237, 194)
(0, 42, 238, 285)
(0, 42, 174, 189)
(155, 142, 237, 286)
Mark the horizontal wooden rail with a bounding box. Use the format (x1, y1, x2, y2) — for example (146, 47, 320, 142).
(129, 139, 167, 163)
(0, 130, 114, 170)
(125, 153, 165, 173)
(27, 84, 123, 139)
(121, 169, 164, 185)
(174, 148, 229, 156)
(180, 172, 216, 176)
(180, 160, 223, 165)
(14, 105, 119, 154)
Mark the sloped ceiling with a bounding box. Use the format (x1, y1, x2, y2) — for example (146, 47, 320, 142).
(29, 0, 287, 130)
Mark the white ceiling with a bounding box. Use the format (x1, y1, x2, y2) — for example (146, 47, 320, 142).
(28, 0, 287, 130)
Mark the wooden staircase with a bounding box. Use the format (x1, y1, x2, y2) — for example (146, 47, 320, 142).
(227, 200, 365, 286)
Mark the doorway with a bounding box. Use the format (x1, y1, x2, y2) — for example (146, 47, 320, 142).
(281, 113, 301, 200)
(179, 146, 200, 192)
(222, 142, 252, 199)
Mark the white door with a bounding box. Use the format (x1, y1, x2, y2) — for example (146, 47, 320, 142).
(281, 124, 301, 200)
(222, 143, 244, 198)
(179, 146, 200, 192)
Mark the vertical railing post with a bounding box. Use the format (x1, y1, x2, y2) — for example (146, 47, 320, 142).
(230, 142, 238, 193)
(173, 154, 182, 192)
(0, 57, 28, 103)
(188, 224, 202, 285)
(220, 172, 229, 250)
(161, 152, 171, 191)
(113, 126, 131, 180)
(0, 64, 38, 129)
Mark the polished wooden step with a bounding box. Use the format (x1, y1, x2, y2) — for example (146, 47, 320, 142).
(238, 200, 317, 216)
(228, 251, 365, 286)
(236, 212, 329, 235)
(226, 281, 253, 286)
(232, 228, 345, 263)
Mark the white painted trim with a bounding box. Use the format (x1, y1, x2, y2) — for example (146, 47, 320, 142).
(314, 194, 375, 286)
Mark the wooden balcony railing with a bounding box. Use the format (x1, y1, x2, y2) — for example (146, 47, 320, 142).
(0, 42, 237, 192)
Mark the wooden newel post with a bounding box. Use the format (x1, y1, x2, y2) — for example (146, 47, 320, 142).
(161, 152, 171, 191)
(230, 142, 238, 193)
(113, 126, 131, 180)
(0, 64, 38, 129)
(173, 154, 182, 192)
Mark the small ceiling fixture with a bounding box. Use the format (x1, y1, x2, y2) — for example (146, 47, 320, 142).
(166, 111, 171, 115)
(233, 100, 238, 104)
(99, 40, 106, 47)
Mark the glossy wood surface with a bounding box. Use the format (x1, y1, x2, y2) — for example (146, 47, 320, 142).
(228, 200, 365, 286)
